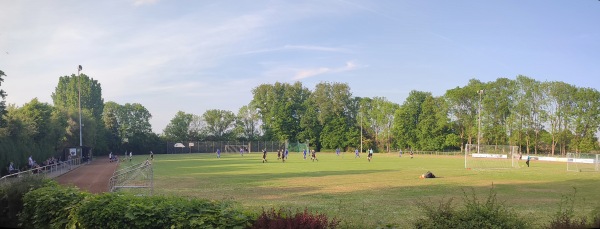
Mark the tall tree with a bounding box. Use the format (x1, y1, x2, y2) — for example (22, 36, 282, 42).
(393, 90, 431, 150)
(162, 111, 194, 142)
(202, 109, 236, 140)
(235, 105, 261, 140)
(51, 74, 104, 120)
(0, 70, 7, 128)
(444, 79, 485, 151)
(251, 82, 310, 142)
(570, 87, 600, 152)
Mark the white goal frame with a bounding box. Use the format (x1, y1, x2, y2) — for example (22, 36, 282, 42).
(567, 153, 599, 172)
(224, 144, 250, 153)
(465, 144, 520, 170)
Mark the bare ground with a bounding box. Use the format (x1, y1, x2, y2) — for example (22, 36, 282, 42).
(55, 157, 118, 193)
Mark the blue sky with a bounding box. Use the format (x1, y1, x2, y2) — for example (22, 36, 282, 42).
(1, 0, 599, 134)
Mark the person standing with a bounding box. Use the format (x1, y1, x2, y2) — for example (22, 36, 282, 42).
(285, 148, 289, 160)
(150, 151, 154, 161)
(216, 149, 221, 158)
(526, 155, 530, 167)
(355, 149, 360, 158)
(303, 149, 307, 160)
(311, 150, 318, 162)
(399, 149, 403, 157)
(129, 151, 133, 162)
(336, 148, 340, 156)
(262, 148, 268, 163)
(368, 148, 373, 162)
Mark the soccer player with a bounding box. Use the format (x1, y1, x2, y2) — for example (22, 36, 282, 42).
(399, 149, 402, 157)
(311, 150, 318, 162)
(150, 151, 154, 161)
(285, 148, 289, 160)
(410, 151, 413, 159)
(216, 149, 221, 158)
(129, 151, 133, 162)
(336, 148, 340, 156)
(240, 147, 244, 156)
(277, 149, 281, 160)
(368, 148, 373, 162)
(355, 149, 360, 158)
(303, 149, 307, 160)
(262, 148, 268, 163)
(526, 155, 530, 167)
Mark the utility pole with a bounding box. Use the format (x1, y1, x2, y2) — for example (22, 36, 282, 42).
(78, 65, 83, 147)
(360, 108, 363, 154)
(477, 89, 484, 154)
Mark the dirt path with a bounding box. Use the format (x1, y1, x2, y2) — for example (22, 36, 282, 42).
(55, 157, 118, 193)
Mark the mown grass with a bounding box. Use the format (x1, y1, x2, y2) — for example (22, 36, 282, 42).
(124, 152, 600, 228)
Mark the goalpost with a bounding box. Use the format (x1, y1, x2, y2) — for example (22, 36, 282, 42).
(567, 153, 600, 172)
(465, 144, 520, 170)
(224, 144, 250, 153)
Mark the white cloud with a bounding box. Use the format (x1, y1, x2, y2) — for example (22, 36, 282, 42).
(133, 0, 159, 6)
(293, 61, 361, 80)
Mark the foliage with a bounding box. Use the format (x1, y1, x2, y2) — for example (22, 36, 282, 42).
(20, 185, 89, 229)
(0, 69, 7, 128)
(75, 193, 251, 229)
(162, 110, 194, 142)
(0, 175, 55, 228)
(413, 187, 527, 229)
(547, 188, 589, 229)
(202, 109, 236, 140)
(251, 207, 340, 229)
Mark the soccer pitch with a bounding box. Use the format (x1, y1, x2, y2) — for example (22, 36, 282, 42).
(138, 152, 600, 228)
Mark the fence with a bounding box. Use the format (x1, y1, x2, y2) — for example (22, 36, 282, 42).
(165, 141, 300, 154)
(108, 161, 153, 196)
(0, 157, 84, 182)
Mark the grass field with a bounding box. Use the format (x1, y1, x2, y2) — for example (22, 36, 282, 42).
(125, 151, 600, 228)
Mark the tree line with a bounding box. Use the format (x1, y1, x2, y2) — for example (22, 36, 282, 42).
(1, 69, 599, 173)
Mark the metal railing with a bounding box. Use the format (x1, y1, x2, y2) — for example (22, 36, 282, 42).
(0, 157, 82, 182)
(108, 161, 153, 195)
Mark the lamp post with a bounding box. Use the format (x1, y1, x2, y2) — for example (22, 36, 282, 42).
(477, 89, 484, 154)
(360, 109, 363, 154)
(78, 65, 83, 147)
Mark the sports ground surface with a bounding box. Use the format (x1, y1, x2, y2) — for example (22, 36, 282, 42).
(58, 151, 600, 228)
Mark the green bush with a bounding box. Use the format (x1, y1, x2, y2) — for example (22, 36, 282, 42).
(75, 193, 251, 229)
(413, 187, 528, 229)
(546, 188, 590, 229)
(20, 185, 89, 229)
(0, 175, 54, 228)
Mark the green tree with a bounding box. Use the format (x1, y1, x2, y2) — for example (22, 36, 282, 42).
(51, 74, 104, 121)
(570, 87, 600, 152)
(0, 70, 7, 128)
(235, 105, 261, 140)
(546, 81, 576, 155)
(51, 74, 106, 151)
(394, 90, 431, 150)
(162, 111, 194, 142)
(444, 79, 485, 151)
(251, 82, 310, 142)
(202, 109, 236, 140)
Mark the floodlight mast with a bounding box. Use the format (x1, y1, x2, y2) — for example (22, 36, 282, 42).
(477, 89, 484, 154)
(78, 65, 83, 147)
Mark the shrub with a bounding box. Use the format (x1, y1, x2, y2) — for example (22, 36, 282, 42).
(75, 193, 251, 229)
(0, 175, 54, 228)
(547, 188, 588, 229)
(251, 207, 340, 229)
(20, 185, 89, 229)
(413, 187, 528, 229)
